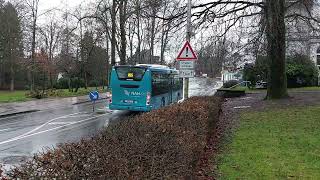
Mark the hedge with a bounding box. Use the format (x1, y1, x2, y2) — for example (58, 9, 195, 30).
(4, 96, 223, 179)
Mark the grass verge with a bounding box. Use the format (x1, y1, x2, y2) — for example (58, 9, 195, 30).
(0, 91, 31, 103)
(0, 87, 106, 103)
(217, 106, 320, 179)
(4, 96, 223, 179)
(232, 86, 320, 93)
(47, 87, 105, 97)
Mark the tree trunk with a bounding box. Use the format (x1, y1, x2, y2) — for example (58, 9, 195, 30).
(10, 65, 14, 91)
(49, 72, 53, 89)
(119, 0, 127, 65)
(111, 0, 117, 66)
(68, 77, 72, 92)
(106, 28, 110, 86)
(149, 9, 156, 64)
(136, 0, 141, 64)
(265, 0, 288, 99)
(31, 17, 36, 91)
(84, 72, 88, 89)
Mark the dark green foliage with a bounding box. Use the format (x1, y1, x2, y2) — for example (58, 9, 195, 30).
(247, 54, 317, 88)
(54, 77, 85, 91)
(243, 56, 269, 88)
(54, 78, 69, 89)
(223, 80, 239, 88)
(286, 54, 318, 88)
(242, 63, 257, 88)
(89, 80, 99, 87)
(0, 2, 24, 90)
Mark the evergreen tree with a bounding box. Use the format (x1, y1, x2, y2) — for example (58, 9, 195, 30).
(0, 2, 23, 91)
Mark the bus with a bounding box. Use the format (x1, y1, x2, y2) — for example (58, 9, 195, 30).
(108, 64, 183, 112)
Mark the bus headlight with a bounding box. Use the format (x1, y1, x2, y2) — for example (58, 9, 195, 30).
(146, 92, 151, 105)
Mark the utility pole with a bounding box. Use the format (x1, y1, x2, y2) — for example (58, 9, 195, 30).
(184, 0, 191, 99)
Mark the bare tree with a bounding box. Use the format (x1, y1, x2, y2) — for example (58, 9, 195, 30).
(161, 0, 320, 99)
(24, 0, 40, 91)
(39, 17, 61, 89)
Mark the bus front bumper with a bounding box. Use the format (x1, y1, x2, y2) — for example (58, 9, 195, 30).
(109, 104, 152, 112)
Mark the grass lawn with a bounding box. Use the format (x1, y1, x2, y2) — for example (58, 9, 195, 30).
(51, 87, 106, 97)
(0, 87, 106, 103)
(0, 91, 31, 103)
(290, 86, 320, 91)
(229, 86, 266, 93)
(231, 86, 320, 93)
(217, 106, 320, 179)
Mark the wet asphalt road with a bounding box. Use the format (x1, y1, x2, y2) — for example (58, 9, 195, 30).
(0, 78, 221, 170)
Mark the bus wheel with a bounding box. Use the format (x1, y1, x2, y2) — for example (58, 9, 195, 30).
(161, 97, 165, 107)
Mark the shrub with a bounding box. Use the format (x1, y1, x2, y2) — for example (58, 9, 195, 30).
(54, 78, 69, 89)
(26, 89, 47, 99)
(243, 63, 256, 88)
(286, 54, 318, 88)
(245, 54, 318, 88)
(8, 96, 223, 179)
(88, 80, 99, 87)
(223, 80, 239, 88)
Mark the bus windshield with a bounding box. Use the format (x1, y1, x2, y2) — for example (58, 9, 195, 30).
(115, 67, 146, 81)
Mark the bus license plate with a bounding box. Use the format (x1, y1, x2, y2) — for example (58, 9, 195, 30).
(124, 100, 134, 104)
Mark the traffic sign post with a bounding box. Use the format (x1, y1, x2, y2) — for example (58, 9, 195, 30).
(179, 69, 194, 78)
(176, 41, 198, 99)
(176, 41, 198, 61)
(176, 0, 196, 99)
(179, 61, 194, 69)
(89, 91, 99, 112)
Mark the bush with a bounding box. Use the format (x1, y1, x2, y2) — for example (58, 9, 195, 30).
(26, 89, 47, 99)
(243, 63, 256, 88)
(245, 54, 318, 88)
(7, 96, 223, 179)
(286, 54, 318, 88)
(88, 80, 99, 87)
(223, 80, 239, 88)
(54, 78, 69, 89)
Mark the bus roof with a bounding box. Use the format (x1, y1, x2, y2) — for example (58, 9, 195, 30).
(114, 64, 178, 74)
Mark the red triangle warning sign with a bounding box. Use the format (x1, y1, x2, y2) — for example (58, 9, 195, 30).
(176, 41, 198, 61)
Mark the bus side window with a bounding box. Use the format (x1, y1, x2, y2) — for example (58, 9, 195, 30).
(152, 72, 170, 96)
(173, 76, 183, 90)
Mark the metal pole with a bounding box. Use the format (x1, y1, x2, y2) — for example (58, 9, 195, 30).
(184, 0, 191, 99)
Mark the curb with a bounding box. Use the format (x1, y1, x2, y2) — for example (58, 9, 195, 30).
(0, 109, 40, 118)
(72, 98, 107, 105)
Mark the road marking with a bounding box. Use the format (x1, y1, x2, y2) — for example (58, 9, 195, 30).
(48, 122, 76, 125)
(13, 112, 83, 140)
(0, 128, 11, 132)
(0, 114, 107, 146)
(68, 114, 91, 118)
(233, 106, 251, 109)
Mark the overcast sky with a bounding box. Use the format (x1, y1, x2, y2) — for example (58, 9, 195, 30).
(39, 0, 82, 11)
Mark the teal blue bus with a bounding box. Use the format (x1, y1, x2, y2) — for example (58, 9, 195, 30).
(108, 64, 183, 112)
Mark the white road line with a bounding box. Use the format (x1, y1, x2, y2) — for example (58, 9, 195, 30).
(13, 112, 83, 140)
(48, 122, 74, 125)
(233, 106, 251, 109)
(0, 128, 11, 132)
(0, 114, 107, 146)
(68, 114, 91, 118)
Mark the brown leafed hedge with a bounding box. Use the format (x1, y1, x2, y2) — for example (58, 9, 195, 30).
(7, 96, 222, 179)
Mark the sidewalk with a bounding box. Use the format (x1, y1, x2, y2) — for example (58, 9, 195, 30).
(0, 93, 107, 117)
